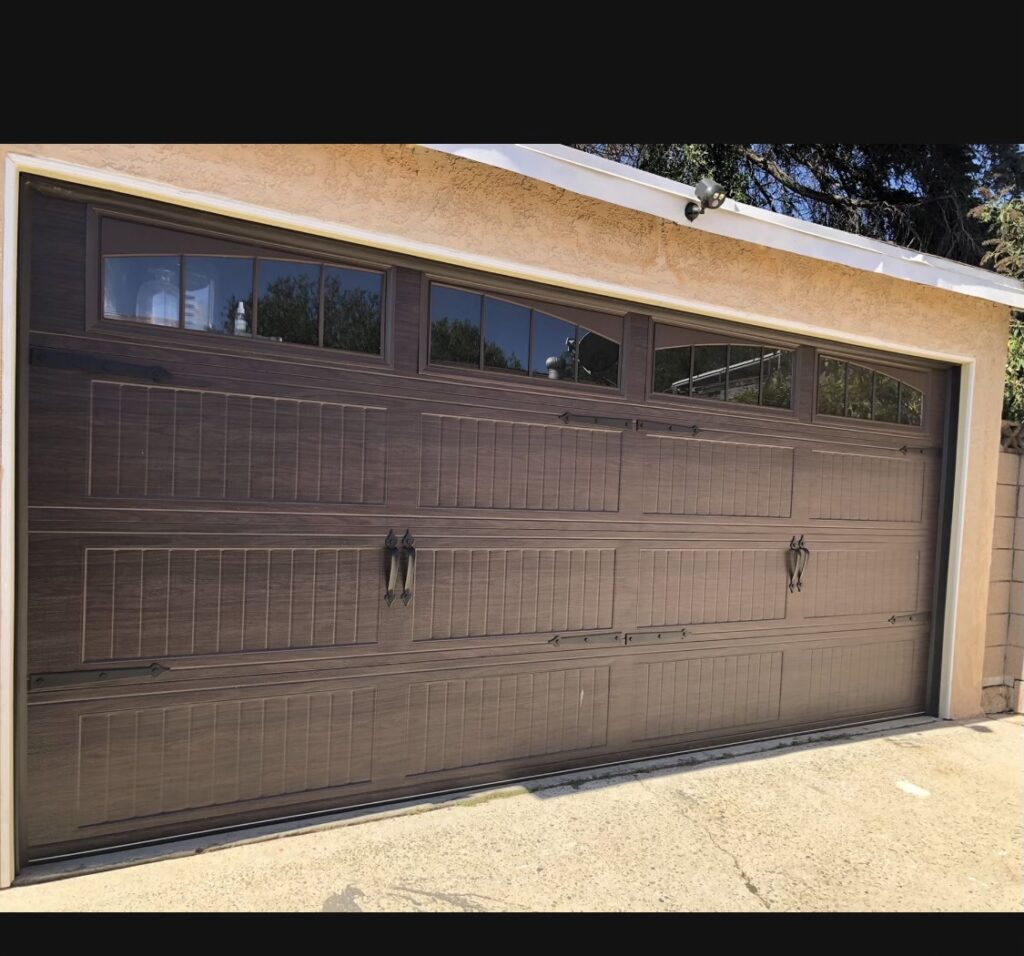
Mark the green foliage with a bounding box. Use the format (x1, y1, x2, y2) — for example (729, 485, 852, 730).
(431, 317, 524, 371)
(971, 190, 1024, 420)
(1004, 325, 1024, 422)
(762, 366, 791, 409)
(575, 143, 1024, 420)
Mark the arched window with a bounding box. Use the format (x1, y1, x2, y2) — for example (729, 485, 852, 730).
(817, 357, 923, 426)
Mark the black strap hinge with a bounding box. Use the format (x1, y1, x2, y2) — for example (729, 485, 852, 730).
(30, 662, 169, 689)
(29, 347, 171, 383)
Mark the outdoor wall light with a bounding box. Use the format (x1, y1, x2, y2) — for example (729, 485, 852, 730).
(684, 177, 728, 222)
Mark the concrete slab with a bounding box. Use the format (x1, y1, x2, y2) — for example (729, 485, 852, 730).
(2, 715, 1021, 912)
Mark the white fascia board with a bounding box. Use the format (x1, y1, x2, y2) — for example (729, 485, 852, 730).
(421, 143, 1024, 311)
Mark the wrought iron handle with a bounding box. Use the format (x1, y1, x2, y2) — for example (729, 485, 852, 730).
(795, 536, 810, 592)
(788, 535, 802, 592)
(384, 529, 400, 606)
(400, 529, 416, 606)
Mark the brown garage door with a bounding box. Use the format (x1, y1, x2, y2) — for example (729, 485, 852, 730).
(18, 178, 951, 862)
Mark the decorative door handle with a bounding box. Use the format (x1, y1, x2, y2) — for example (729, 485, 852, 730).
(400, 529, 416, 606)
(795, 536, 810, 592)
(788, 535, 802, 592)
(384, 529, 400, 606)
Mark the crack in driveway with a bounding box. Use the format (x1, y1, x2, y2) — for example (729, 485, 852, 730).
(634, 773, 771, 910)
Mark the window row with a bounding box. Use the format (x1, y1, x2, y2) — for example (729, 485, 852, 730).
(653, 343, 793, 409)
(817, 357, 923, 426)
(97, 220, 927, 425)
(103, 255, 385, 355)
(429, 284, 621, 388)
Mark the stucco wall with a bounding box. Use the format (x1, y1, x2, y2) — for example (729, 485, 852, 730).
(0, 143, 1013, 879)
(984, 445, 1024, 713)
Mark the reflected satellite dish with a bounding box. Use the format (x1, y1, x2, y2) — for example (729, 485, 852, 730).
(576, 331, 618, 382)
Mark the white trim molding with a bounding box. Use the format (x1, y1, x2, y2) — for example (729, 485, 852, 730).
(1, 155, 20, 888)
(0, 149, 979, 886)
(422, 144, 1024, 311)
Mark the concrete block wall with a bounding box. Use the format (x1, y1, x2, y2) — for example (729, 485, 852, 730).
(983, 445, 1024, 713)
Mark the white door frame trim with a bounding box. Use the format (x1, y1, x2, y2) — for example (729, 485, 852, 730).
(0, 150, 974, 887)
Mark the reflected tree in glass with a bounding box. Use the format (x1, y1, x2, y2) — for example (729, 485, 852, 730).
(257, 260, 320, 346)
(324, 267, 382, 354)
(653, 346, 691, 395)
(762, 349, 793, 408)
(874, 374, 900, 423)
(817, 358, 846, 416)
(846, 364, 873, 419)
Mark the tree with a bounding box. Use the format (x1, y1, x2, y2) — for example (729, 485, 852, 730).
(972, 190, 1024, 419)
(572, 143, 1024, 415)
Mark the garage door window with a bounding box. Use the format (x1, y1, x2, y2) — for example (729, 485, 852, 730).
(654, 340, 793, 409)
(100, 217, 385, 355)
(817, 357, 923, 426)
(429, 282, 621, 388)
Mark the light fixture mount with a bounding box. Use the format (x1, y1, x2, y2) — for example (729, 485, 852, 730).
(684, 176, 727, 223)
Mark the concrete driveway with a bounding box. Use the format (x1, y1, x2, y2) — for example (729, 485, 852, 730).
(2, 714, 1021, 912)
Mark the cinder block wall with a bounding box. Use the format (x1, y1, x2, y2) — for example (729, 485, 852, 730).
(984, 439, 1024, 713)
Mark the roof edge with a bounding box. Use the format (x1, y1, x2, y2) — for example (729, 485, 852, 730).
(420, 144, 1024, 311)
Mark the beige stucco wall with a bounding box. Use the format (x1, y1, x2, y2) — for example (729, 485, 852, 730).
(0, 146, 1012, 871)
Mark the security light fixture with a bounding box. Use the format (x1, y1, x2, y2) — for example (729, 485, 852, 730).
(684, 177, 728, 222)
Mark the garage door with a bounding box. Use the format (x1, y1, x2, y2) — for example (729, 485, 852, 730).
(19, 179, 951, 862)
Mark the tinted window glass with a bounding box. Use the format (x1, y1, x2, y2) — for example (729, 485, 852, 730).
(726, 345, 762, 404)
(762, 349, 793, 408)
(323, 266, 383, 354)
(184, 257, 253, 335)
(104, 256, 181, 326)
(653, 346, 691, 395)
(576, 327, 619, 387)
(900, 385, 923, 426)
(817, 357, 846, 416)
(483, 298, 529, 373)
(874, 374, 900, 423)
(532, 311, 576, 379)
(257, 259, 321, 346)
(431, 286, 481, 366)
(691, 345, 728, 401)
(846, 364, 873, 419)
(817, 356, 923, 427)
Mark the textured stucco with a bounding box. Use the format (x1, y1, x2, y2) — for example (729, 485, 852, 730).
(0, 144, 1012, 877)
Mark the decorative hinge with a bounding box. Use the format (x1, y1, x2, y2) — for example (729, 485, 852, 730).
(888, 612, 931, 625)
(624, 629, 688, 646)
(548, 632, 623, 648)
(30, 662, 169, 689)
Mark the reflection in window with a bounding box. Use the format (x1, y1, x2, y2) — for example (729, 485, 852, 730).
(256, 260, 320, 346)
(184, 257, 253, 335)
(899, 384, 923, 426)
(762, 349, 792, 408)
(483, 298, 529, 373)
(691, 345, 728, 401)
(532, 311, 576, 379)
(654, 341, 794, 409)
(725, 345, 761, 404)
(817, 357, 923, 426)
(324, 266, 383, 354)
(428, 283, 621, 388)
(430, 286, 482, 366)
(846, 364, 873, 420)
(104, 257, 181, 326)
(101, 220, 387, 355)
(874, 374, 900, 423)
(817, 358, 845, 416)
(653, 345, 691, 395)
(577, 328, 619, 386)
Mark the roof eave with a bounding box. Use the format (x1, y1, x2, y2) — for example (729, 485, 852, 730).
(420, 143, 1024, 312)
